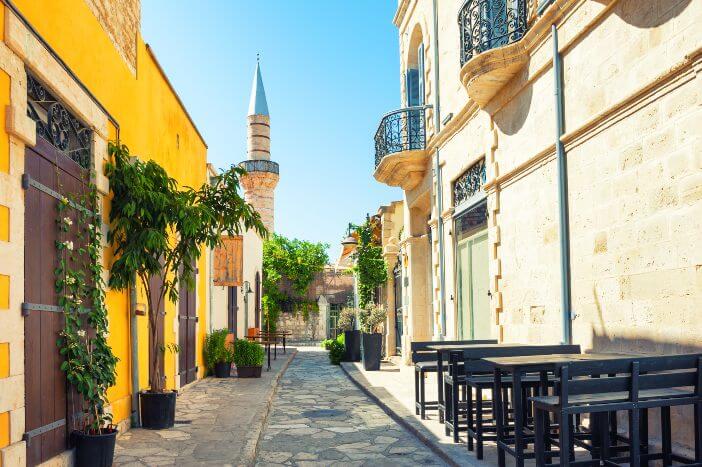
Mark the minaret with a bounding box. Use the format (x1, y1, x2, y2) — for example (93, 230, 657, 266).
(240, 58, 279, 233)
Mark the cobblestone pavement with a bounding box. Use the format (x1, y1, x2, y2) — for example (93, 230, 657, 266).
(114, 349, 296, 466)
(256, 348, 446, 466)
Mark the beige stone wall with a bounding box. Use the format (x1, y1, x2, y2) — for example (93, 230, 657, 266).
(277, 310, 325, 342)
(241, 170, 278, 233)
(84, 0, 140, 73)
(389, 0, 702, 453)
(378, 201, 404, 356)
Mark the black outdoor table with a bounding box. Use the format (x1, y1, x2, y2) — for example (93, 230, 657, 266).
(426, 343, 527, 423)
(484, 352, 642, 467)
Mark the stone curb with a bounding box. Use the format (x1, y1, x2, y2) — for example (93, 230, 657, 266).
(341, 361, 481, 467)
(242, 349, 298, 466)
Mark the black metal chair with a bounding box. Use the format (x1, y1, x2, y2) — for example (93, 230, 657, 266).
(412, 340, 496, 419)
(531, 354, 702, 466)
(458, 345, 581, 456)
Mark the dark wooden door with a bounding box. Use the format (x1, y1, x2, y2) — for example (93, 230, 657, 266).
(24, 138, 88, 466)
(393, 260, 403, 351)
(227, 286, 238, 336)
(148, 274, 165, 388)
(178, 276, 197, 386)
(254, 272, 261, 328)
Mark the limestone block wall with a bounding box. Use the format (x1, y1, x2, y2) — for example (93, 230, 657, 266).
(84, 0, 140, 73)
(247, 114, 271, 160)
(276, 310, 325, 342)
(241, 170, 278, 233)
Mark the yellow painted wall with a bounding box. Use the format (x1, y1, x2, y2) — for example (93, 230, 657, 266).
(13, 0, 209, 426)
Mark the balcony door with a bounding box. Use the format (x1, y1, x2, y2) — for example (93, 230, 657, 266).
(405, 42, 425, 152)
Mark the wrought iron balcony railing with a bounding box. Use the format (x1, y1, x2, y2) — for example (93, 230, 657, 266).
(239, 159, 279, 174)
(459, 0, 529, 66)
(374, 106, 427, 168)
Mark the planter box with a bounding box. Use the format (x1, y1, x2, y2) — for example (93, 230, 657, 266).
(139, 391, 176, 429)
(237, 365, 262, 378)
(72, 428, 117, 467)
(362, 332, 383, 371)
(214, 361, 231, 378)
(344, 330, 361, 362)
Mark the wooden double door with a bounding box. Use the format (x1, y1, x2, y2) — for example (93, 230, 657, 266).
(178, 276, 197, 386)
(24, 138, 89, 465)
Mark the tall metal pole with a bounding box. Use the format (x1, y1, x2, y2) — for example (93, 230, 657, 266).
(552, 24, 573, 344)
(432, 0, 446, 338)
(129, 276, 140, 427)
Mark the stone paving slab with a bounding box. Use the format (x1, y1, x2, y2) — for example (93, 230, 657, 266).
(114, 348, 298, 467)
(341, 359, 494, 466)
(255, 348, 448, 467)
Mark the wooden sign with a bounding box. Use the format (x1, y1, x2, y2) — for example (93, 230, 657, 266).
(213, 235, 243, 286)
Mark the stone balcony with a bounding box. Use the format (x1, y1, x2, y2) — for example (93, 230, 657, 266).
(458, 0, 530, 107)
(373, 106, 429, 191)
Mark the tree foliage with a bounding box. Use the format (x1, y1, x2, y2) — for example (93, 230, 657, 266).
(106, 142, 266, 392)
(353, 217, 387, 309)
(262, 234, 329, 331)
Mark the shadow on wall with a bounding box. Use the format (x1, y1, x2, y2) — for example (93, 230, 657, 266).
(492, 63, 533, 136)
(592, 0, 692, 29)
(590, 329, 701, 456)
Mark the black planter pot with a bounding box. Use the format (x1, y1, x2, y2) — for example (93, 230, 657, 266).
(362, 332, 383, 371)
(72, 428, 117, 467)
(343, 330, 361, 362)
(237, 365, 262, 378)
(214, 361, 231, 378)
(140, 391, 176, 429)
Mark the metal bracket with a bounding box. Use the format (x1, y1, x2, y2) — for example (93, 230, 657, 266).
(23, 418, 66, 444)
(21, 173, 97, 217)
(22, 302, 62, 316)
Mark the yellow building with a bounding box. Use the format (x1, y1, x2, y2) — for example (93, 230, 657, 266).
(0, 1, 210, 465)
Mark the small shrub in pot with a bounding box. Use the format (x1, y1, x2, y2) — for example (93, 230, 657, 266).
(359, 304, 387, 371)
(204, 329, 235, 378)
(339, 307, 361, 362)
(233, 339, 265, 377)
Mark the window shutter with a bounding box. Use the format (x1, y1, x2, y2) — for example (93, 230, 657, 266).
(417, 43, 425, 105)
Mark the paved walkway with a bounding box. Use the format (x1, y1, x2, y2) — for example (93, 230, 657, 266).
(255, 348, 446, 466)
(114, 349, 297, 466)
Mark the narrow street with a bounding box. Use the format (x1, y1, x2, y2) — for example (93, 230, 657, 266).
(255, 348, 445, 466)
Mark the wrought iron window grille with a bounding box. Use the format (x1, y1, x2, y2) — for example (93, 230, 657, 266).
(239, 159, 279, 175)
(26, 72, 92, 169)
(453, 159, 486, 208)
(374, 106, 427, 168)
(458, 0, 529, 66)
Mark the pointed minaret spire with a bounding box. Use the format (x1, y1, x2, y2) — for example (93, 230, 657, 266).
(248, 55, 269, 117)
(240, 56, 279, 233)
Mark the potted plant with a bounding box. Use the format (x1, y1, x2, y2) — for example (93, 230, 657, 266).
(204, 329, 235, 378)
(339, 307, 361, 362)
(105, 143, 266, 429)
(359, 303, 387, 371)
(55, 182, 118, 467)
(233, 339, 265, 377)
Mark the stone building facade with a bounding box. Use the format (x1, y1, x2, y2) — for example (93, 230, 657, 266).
(375, 0, 700, 450)
(375, 0, 702, 366)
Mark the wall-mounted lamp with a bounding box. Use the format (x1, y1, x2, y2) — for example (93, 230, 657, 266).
(134, 302, 146, 316)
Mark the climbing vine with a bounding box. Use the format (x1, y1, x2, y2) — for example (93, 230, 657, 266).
(352, 217, 387, 309)
(55, 178, 118, 433)
(262, 234, 329, 331)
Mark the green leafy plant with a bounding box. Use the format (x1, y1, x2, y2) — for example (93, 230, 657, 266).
(233, 339, 265, 367)
(105, 142, 266, 393)
(337, 307, 357, 332)
(204, 329, 234, 371)
(55, 181, 118, 434)
(327, 339, 345, 365)
(352, 217, 387, 309)
(262, 234, 329, 331)
(359, 303, 387, 334)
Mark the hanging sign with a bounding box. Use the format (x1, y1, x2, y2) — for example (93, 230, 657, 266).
(213, 235, 243, 286)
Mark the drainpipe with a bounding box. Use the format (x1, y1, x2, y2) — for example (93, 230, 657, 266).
(129, 276, 140, 427)
(552, 25, 573, 345)
(208, 248, 214, 333)
(432, 0, 447, 338)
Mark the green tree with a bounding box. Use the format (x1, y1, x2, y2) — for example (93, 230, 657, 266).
(106, 142, 266, 393)
(262, 234, 329, 331)
(353, 217, 387, 309)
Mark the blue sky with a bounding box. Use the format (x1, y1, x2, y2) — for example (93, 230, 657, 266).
(142, 1, 402, 260)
